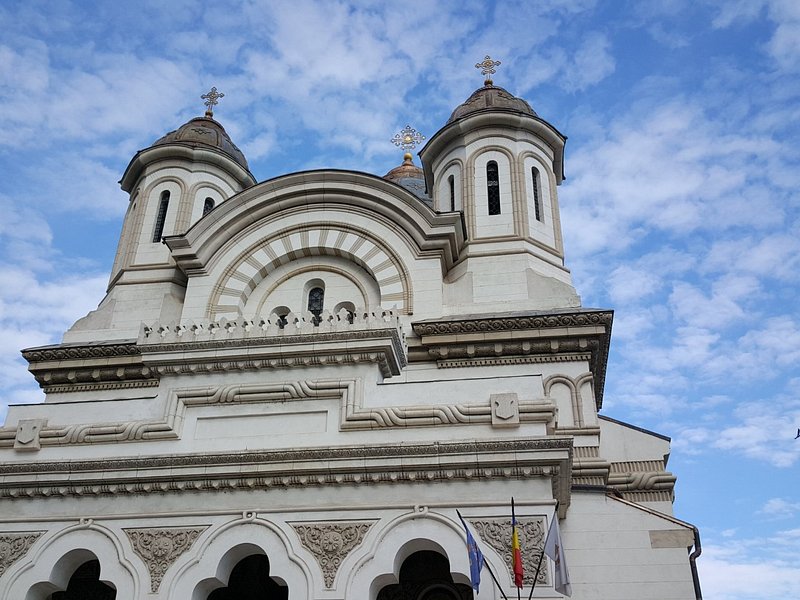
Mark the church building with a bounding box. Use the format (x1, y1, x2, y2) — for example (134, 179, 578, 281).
(0, 59, 701, 599)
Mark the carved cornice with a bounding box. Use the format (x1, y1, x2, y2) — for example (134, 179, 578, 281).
(0, 379, 556, 449)
(20, 312, 408, 392)
(0, 532, 43, 576)
(412, 310, 613, 407)
(0, 438, 572, 504)
(470, 518, 547, 586)
(291, 521, 373, 588)
(124, 527, 207, 592)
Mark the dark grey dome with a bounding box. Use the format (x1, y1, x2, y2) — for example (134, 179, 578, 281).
(448, 84, 536, 124)
(384, 154, 431, 205)
(152, 116, 248, 169)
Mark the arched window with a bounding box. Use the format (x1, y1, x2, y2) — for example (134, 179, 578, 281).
(49, 560, 116, 600)
(334, 301, 356, 324)
(272, 306, 291, 329)
(308, 287, 325, 325)
(532, 167, 543, 222)
(448, 175, 455, 211)
(376, 551, 472, 600)
(152, 190, 170, 242)
(486, 161, 500, 215)
(203, 197, 215, 216)
(207, 554, 288, 600)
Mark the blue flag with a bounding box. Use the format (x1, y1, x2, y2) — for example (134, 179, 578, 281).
(457, 511, 484, 592)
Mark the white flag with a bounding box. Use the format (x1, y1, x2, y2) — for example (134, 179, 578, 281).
(544, 515, 572, 596)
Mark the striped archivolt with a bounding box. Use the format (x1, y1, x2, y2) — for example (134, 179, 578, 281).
(208, 223, 411, 318)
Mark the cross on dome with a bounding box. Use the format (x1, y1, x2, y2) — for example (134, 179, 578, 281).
(201, 86, 225, 118)
(391, 125, 425, 162)
(475, 55, 501, 86)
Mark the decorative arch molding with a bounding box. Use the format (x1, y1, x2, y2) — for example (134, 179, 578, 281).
(164, 170, 465, 282)
(465, 145, 518, 238)
(1, 520, 139, 600)
(435, 157, 465, 212)
(167, 514, 311, 600)
(347, 508, 481, 599)
(544, 372, 594, 428)
(208, 222, 413, 318)
(181, 180, 231, 231)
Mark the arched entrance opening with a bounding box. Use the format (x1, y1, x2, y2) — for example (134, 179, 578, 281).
(48, 559, 116, 600)
(377, 550, 473, 600)
(207, 554, 288, 600)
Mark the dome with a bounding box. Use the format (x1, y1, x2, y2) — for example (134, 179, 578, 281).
(152, 116, 248, 169)
(384, 154, 431, 204)
(447, 84, 536, 124)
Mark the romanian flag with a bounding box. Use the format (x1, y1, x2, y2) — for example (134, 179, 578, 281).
(511, 498, 523, 587)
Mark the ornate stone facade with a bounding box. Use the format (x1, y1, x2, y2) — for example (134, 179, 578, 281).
(292, 522, 373, 588)
(470, 518, 548, 585)
(124, 527, 207, 592)
(0, 533, 42, 576)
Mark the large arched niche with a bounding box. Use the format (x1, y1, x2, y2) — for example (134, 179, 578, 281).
(250, 256, 381, 318)
(2, 525, 138, 600)
(346, 512, 476, 600)
(207, 222, 412, 319)
(168, 519, 310, 600)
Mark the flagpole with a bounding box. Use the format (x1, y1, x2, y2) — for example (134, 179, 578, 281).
(512, 497, 521, 600)
(482, 556, 510, 600)
(527, 547, 546, 600)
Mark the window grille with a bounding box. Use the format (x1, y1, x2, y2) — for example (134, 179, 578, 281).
(487, 162, 500, 215)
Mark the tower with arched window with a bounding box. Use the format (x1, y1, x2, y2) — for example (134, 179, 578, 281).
(420, 73, 579, 313)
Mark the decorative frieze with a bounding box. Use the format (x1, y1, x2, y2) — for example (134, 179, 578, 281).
(0, 532, 42, 576)
(124, 527, 207, 592)
(0, 438, 572, 504)
(470, 518, 548, 585)
(292, 521, 373, 588)
(412, 310, 612, 407)
(0, 379, 556, 449)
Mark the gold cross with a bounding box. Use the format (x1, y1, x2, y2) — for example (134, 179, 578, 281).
(201, 86, 225, 117)
(475, 55, 501, 85)
(391, 125, 425, 160)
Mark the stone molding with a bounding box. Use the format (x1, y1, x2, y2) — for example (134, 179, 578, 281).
(291, 521, 373, 588)
(0, 532, 43, 576)
(124, 527, 207, 592)
(1, 379, 556, 449)
(469, 518, 548, 585)
(20, 310, 406, 392)
(435, 353, 589, 369)
(412, 310, 612, 407)
(0, 438, 572, 505)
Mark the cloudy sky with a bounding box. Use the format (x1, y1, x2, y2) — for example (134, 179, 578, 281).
(1, 1, 798, 597)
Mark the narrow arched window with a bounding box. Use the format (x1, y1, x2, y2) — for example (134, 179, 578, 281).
(308, 287, 324, 325)
(203, 197, 215, 216)
(532, 167, 543, 222)
(448, 175, 455, 211)
(152, 191, 170, 242)
(486, 161, 500, 215)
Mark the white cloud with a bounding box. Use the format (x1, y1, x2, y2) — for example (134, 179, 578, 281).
(760, 498, 800, 519)
(699, 542, 800, 600)
(564, 32, 616, 91)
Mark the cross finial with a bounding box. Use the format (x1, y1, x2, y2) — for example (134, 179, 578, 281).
(391, 125, 425, 162)
(201, 86, 225, 118)
(475, 55, 501, 86)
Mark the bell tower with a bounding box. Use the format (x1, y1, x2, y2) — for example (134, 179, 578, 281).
(63, 88, 256, 343)
(419, 57, 580, 313)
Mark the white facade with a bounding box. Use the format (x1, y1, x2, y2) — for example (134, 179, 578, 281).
(0, 83, 700, 599)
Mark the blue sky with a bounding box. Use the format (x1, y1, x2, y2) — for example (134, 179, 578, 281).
(1, 1, 798, 598)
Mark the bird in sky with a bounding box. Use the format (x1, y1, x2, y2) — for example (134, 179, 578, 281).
(795, 428, 800, 440)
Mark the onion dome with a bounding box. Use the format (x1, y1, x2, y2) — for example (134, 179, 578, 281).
(384, 152, 429, 202)
(447, 84, 536, 124)
(152, 115, 248, 170)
